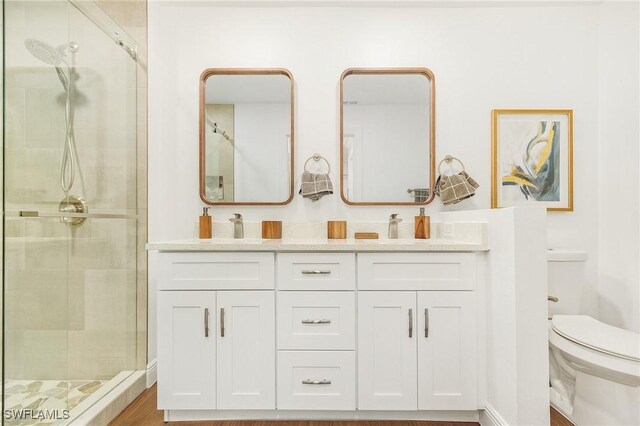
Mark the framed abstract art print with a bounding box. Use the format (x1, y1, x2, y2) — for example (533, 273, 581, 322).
(491, 109, 573, 211)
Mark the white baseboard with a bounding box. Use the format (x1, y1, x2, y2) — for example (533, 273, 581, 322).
(165, 409, 480, 422)
(480, 403, 508, 426)
(147, 358, 158, 388)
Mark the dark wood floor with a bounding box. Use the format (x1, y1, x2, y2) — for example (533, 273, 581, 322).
(109, 384, 573, 426)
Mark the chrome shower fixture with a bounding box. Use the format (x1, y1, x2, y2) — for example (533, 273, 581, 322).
(59, 195, 88, 226)
(24, 38, 81, 193)
(24, 39, 79, 91)
(24, 38, 78, 66)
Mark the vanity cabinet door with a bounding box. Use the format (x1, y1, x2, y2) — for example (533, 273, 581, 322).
(157, 291, 216, 410)
(216, 291, 276, 409)
(417, 291, 477, 410)
(357, 291, 417, 410)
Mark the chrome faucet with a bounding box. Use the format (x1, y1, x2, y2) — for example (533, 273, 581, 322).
(388, 213, 402, 239)
(229, 213, 244, 239)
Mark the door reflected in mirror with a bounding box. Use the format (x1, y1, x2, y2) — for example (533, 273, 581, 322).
(340, 69, 435, 205)
(200, 69, 294, 205)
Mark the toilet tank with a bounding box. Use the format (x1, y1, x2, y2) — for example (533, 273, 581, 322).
(547, 249, 588, 318)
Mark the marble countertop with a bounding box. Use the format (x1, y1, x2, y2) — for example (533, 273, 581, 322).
(146, 237, 488, 252)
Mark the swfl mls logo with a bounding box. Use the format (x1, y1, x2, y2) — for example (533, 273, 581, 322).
(4, 409, 70, 421)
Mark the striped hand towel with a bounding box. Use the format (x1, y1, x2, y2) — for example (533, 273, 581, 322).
(435, 172, 479, 206)
(299, 171, 333, 202)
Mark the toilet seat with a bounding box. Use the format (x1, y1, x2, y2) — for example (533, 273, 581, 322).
(552, 315, 640, 362)
(549, 316, 640, 387)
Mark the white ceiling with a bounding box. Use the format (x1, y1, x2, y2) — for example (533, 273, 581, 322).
(205, 74, 291, 104)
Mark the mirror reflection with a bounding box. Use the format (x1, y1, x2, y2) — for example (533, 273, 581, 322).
(200, 70, 294, 204)
(340, 69, 435, 205)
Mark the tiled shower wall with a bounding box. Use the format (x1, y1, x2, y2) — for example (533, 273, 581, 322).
(3, 0, 147, 380)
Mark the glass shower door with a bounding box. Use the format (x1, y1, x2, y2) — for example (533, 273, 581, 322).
(3, 0, 139, 424)
(4, 0, 73, 421)
(64, 2, 138, 408)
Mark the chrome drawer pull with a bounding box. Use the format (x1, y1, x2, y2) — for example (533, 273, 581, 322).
(301, 319, 331, 324)
(220, 308, 225, 337)
(204, 308, 209, 337)
(302, 379, 331, 385)
(409, 308, 413, 338)
(301, 270, 332, 275)
(548, 295, 559, 302)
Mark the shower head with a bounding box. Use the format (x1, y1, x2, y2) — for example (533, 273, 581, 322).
(24, 39, 79, 92)
(24, 39, 64, 66)
(24, 39, 79, 65)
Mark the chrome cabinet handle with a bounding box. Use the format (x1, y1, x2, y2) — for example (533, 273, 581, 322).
(424, 308, 429, 338)
(301, 270, 332, 275)
(302, 379, 331, 385)
(301, 319, 331, 324)
(220, 308, 225, 337)
(409, 308, 413, 338)
(204, 308, 209, 337)
(548, 295, 559, 302)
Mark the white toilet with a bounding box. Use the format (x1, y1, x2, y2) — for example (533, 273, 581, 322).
(547, 249, 640, 426)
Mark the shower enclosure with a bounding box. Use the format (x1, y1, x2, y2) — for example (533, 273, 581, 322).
(2, 0, 144, 424)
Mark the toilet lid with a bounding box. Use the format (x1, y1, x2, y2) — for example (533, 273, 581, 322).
(552, 315, 640, 361)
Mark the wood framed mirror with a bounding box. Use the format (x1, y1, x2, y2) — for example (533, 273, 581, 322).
(199, 68, 295, 205)
(340, 68, 436, 205)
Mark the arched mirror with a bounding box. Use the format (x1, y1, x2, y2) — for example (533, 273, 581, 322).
(200, 68, 294, 205)
(340, 68, 435, 205)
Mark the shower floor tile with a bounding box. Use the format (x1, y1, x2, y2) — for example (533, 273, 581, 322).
(2, 379, 107, 425)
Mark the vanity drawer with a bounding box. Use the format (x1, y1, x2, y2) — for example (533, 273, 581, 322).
(277, 253, 356, 290)
(277, 292, 355, 350)
(357, 253, 476, 290)
(157, 252, 275, 290)
(277, 351, 356, 410)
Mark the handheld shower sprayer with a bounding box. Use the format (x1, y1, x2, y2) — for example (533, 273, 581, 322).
(24, 38, 80, 193)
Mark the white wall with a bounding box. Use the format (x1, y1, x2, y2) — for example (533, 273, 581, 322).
(596, 2, 640, 333)
(148, 0, 639, 356)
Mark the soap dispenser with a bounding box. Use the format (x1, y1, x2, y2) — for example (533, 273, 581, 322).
(199, 207, 212, 239)
(414, 207, 430, 239)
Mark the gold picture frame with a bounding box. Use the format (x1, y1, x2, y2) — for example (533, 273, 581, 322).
(491, 109, 573, 212)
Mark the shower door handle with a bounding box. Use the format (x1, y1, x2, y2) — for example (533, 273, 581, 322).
(16, 210, 136, 219)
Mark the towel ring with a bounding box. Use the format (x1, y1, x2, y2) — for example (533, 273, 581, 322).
(304, 153, 331, 174)
(438, 155, 466, 175)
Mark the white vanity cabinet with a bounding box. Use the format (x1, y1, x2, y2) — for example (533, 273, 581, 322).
(157, 291, 217, 409)
(158, 290, 275, 410)
(155, 249, 479, 421)
(357, 290, 477, 411)
(417, 291, 477, 410)
(216, 291, 276, 409)
(357, 253, 478, 411)
(357, 291, 418, 411)
(157, 253, 276, 411)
